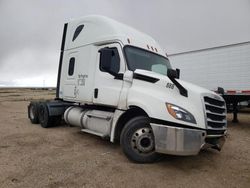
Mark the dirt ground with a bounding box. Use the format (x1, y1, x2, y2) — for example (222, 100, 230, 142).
(0, 88, 249, 188)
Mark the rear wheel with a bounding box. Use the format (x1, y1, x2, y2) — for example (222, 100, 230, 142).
(28, 102, 39, 124)
(38, 102, 59, 128)
(120, 116, 160, 163)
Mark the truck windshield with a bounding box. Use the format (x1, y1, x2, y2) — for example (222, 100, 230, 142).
(124, 46, 172, 75)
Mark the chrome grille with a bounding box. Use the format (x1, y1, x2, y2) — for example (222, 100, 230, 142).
(204, 96, 227, 129)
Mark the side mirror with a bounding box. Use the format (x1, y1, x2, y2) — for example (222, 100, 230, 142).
(217, 87, 225, 95)
(176, 68, 180, 79)
(99, 47, 113, 73)
(99, 47, 123, 79)
(167, 69, 178, 79)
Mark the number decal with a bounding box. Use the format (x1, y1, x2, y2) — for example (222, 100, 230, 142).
(166, 83, 174, 89)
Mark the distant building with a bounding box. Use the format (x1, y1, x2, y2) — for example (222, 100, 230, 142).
(168, 41, 250, 92)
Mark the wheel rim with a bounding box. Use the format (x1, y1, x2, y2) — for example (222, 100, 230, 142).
(131, 127, 154, 154)
(29, 105, 35, 119)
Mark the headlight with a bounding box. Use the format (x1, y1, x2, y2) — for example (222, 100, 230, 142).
(166, 103, 196, 124)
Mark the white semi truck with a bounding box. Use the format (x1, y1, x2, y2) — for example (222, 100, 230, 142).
(28, 15, 227, 163)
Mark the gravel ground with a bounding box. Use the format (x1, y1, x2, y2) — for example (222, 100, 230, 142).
(0, 89, 249, 188)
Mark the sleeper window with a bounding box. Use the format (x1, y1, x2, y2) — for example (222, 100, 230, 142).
(72, 25, 84, 41)
(68, 57, 75, 76)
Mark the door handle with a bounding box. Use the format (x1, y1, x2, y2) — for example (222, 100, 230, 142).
(94, 88, 98, 98)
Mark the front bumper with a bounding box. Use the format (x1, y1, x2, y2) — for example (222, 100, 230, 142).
(151, 123, 226, 156)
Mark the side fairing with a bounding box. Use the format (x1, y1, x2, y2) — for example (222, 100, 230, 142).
(59, 45, 96, 103)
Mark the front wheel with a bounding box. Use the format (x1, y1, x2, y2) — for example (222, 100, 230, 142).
(120, 116, 160, 163)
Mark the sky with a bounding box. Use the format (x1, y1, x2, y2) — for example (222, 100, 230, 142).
(0, 0, 249, 87)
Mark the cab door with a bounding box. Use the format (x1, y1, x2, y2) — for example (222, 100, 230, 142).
(93, 43, 125, 107)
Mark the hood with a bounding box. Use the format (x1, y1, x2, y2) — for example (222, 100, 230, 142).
(130, 69, 225, 129)
(134, 69, 217, 96)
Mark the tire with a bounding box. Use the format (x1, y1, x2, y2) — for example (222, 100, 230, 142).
(120, 116, 160, 163)
(38, 102, 57, 128)
(28, 102, 39, 124)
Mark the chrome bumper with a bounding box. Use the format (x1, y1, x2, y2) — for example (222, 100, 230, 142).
(151, 123, 225, 156)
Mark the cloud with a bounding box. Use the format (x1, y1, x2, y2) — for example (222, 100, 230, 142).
(0, 48, 58, 86)
(0, 0, 250, 86)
